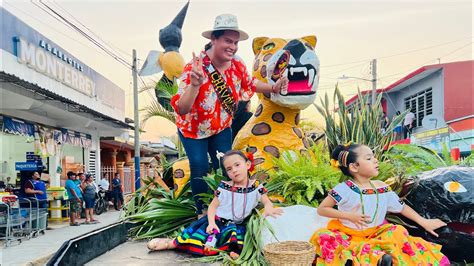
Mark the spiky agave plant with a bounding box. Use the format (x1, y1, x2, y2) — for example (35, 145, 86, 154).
(314, 84, 407, 159)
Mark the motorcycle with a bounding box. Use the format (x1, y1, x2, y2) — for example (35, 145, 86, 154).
(94, 186, 108, 215)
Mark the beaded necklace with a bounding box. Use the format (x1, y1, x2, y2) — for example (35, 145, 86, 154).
(231, 178, 249, 222)
(354, 180, 379, 224)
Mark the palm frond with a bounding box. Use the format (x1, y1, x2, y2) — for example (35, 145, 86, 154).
(140, 97, 176, 126)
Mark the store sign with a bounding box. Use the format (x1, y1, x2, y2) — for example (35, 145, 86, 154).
(1, 7, 125, 119)
(39, 40, 84, 72)
(414, 127, 450, 152)
(15, 37, 96, 97)
(15, 162, 40, 171)
(26, 152, 41, 162)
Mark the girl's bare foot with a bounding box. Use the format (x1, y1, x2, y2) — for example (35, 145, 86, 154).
(229, 251, 240, 260)
(147, 238, 176, 251)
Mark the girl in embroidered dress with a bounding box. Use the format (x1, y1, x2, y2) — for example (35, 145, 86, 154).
(147, 150, 282, 258)
(311, 143, 450, 266)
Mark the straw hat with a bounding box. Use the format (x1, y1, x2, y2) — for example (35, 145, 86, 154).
(201, 14, 249, 41)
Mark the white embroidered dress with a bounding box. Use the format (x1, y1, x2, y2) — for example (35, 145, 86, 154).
(329, 180, 404, 229)
(214, 180, 267, 223)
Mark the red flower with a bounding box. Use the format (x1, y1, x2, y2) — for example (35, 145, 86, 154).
(319, 233, 338, 262)
(245, 152, 255, 172)
(415, 242, 427, 252)
(402, 242, 416, 256)
(335, 233, 350, 248)
(361, 243, 371, 255)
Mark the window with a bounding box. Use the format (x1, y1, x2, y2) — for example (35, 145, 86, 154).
(88, 150, 97, 178)
(404, 88, 433, 127)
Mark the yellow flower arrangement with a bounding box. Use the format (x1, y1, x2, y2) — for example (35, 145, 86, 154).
(330, 159, 340, 170)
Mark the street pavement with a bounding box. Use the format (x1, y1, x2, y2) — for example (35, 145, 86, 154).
(88, 240, 216, 266)
(1, 209, 217, 266)
(1, 209, 122, 266)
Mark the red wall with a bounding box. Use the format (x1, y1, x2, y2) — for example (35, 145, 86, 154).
(432, 61, 474, 122)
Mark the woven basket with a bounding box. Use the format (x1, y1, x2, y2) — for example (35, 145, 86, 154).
(263, 241, 316, 266)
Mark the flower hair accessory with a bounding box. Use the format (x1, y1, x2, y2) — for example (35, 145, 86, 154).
(343, 141, 352, 148)
(330, 159, 340, 170)
(245, 152, 255, 172)
(216, 151, 225, 160)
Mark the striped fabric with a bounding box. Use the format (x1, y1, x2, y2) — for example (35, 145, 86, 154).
(173, 215, 246, 256)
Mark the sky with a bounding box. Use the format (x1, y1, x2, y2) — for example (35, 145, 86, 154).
(2, 0, 472, 141)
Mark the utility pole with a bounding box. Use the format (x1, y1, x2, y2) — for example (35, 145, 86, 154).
(132, 49, 141, 191)
(371, 59, 377, 106)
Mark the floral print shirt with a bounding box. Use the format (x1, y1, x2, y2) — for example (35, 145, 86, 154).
(171, 51, 257, 139)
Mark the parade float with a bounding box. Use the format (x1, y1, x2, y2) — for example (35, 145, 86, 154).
(125, 81, 474, 264)
(121, 3, 474, 265)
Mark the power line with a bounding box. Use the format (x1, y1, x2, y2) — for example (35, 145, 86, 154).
(377, 42, 473, 81)
(32, 0, 159, 107)
(323, 61, 369, 78)
(50, 0, 133, 59)
(321, 36, 471, 68)
(438, 42, 472, 61)
(443, 51, 472, 62)
(378, 38, 472, 60)
(32, 0, 132, 69)
(3, 1, 98, 52)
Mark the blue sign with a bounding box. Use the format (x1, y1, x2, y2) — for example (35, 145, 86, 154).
(15, 162, 40, 171)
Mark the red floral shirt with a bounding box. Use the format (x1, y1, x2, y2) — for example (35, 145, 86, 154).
(171, 52, 257, 139)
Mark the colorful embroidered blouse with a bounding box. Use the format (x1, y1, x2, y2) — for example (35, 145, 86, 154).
(171, 52, 257, 139)
(214, 180, 267, 223)
(329, 180, 404, 229)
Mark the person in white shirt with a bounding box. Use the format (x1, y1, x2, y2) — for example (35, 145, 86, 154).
(403, 111, 415, 138)
(98, 177, 110, 191)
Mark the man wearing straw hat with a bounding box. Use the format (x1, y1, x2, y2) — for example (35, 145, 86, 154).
(171, 14, 289, 217)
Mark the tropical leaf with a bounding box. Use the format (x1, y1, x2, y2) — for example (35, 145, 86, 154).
(154, 76, 178, 112)
(267, 142, 342, 207)
(384, 144, 447, 177)
(460, 149, 474, 167)
(140, 97, 176, 127)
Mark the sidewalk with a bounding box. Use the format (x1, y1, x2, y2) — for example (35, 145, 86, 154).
(1, 210, 122, 266)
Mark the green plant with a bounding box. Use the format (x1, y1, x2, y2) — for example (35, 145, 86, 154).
(383, 144, 447, 177)
(314, 85, 407, 159)
(124, 179, 197, 239)
(197, 169, 228, 206)
(140, 97, 176, 126)
(139, 76, 178, 125)
(460, 149, 474, 166)
(267, 143, 342, 207)
(139, 76, 187, 157)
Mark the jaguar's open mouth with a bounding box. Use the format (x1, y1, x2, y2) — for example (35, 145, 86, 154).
(271, 51, 316, 96)
(285, 65, 317, 95)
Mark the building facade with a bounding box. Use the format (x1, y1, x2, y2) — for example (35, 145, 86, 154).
(345, 60, 473, 155)
(0, 7, 130, 189)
